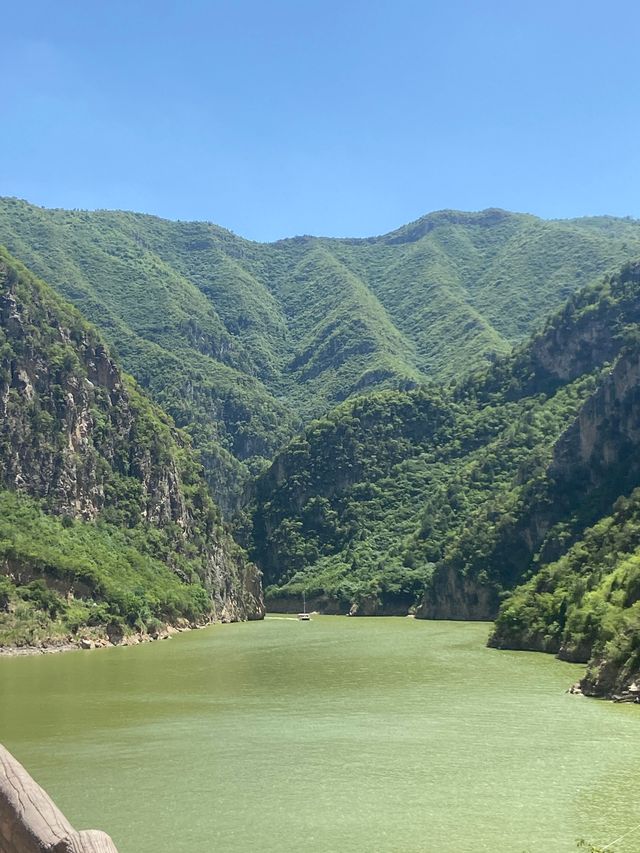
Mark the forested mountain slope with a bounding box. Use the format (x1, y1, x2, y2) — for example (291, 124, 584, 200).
(2, 199, 640, 513)
(248, 262, 640, 695)
(4, 198, 640, 690)
(0, 248, 262, 648)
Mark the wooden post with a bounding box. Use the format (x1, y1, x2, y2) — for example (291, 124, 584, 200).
(0, 744, 118, 853)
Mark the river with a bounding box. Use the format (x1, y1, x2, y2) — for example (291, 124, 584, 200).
(1, 617, 638, 852)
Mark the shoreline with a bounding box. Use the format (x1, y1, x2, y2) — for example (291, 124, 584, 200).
(0, 602, 266, 658)
(2, 618, 636, 705)
(0, 621, 203, 657)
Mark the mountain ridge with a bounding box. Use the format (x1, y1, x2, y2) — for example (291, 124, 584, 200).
(3, 198, 640, 515)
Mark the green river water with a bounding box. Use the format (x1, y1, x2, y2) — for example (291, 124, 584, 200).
(0, 617, 638, 853)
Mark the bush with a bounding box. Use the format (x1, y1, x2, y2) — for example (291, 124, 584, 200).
(19, 580, 65, 618)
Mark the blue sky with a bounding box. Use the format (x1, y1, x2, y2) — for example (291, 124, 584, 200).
(3, 1, 640, 241)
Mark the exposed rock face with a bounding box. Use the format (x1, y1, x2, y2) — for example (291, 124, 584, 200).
(0, 251, 263, 624)
(417, 565, 498, 621)
(551, 347, 640, 484)
(581, 659, 640, 700)
(415, 264, 640, 633)
(0, 268, 185, 524)
(207, 539, 264, 622)
(514, 346, 640, 563)
(513, 261, 640, 394)
(423, 348, 640, 623)
(529, 307, 622, 385)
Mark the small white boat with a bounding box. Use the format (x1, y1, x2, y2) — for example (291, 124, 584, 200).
(298, 591, 311, 621)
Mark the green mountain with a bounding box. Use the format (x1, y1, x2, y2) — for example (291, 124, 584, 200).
(0, 248, 262, 648)
(248, 261, 640, 696)
(5, 198, 640, 692)
(3, 199, 640, 513)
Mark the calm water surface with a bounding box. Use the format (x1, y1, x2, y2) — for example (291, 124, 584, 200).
(0, 617, 638, 853)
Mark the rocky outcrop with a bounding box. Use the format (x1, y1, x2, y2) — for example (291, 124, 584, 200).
(0, 250, 263, 627)
(581, 660, 640, 700)
(551, 347, 640, 484)
(0, 744, 118, 852)
(206, 540, 264, 622)
(540, 262, 640, 383)
(528, 305, 624, 386)
(417, 565, 498, 621)
(422, 341, 640, 623)
(0, 264, 189, 525)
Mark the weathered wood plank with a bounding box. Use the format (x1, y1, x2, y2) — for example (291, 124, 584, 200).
(0, 745, 118, 853)
(53, 831, 118, 853)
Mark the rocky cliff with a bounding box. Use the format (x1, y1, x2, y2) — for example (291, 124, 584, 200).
(417, 264, 640, 619)
(0, 263, 173, 522)
(419, 343, 640, 623)
(0, 248, 262, 647)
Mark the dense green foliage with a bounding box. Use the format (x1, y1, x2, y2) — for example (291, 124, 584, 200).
(3, 199, 640, 511)
(0, 489, 211, 646)
(491, 487, 640, 681)
(424, 262, 640, 613)
(248, 260, 640, 693)
(250, 373, 596, 612)
(0, 249, 260, 645)
(5, 198, 640, 692)
(250, 387, 461, 607)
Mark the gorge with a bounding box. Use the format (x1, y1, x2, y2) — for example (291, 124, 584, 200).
(1, 200, 640, 702)
(2, 617, 639, 853)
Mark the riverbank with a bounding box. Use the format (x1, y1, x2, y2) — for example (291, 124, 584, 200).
(0, 619, 204, 657)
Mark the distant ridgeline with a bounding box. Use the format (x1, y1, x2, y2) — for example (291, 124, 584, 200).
(3, 199, 640, 514)
(0, 248, 262, 648)
(248, 262, 640, 697)
(4, 199, 640, 696)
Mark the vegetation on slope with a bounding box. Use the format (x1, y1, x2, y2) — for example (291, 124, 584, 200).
(490, 488, 640, 697)
(417, 262, 640, 615)
(249, 375, 595, 614)
(0, 248, 261, 647)
(3, 199, 640, 512)
(248, 260, 640, 694)
(249, 387, 462, 609)
(5, 198, 640, 690)
(0, 489, 211, 646)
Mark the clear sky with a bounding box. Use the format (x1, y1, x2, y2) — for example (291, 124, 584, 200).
(3, 0, 640, 241)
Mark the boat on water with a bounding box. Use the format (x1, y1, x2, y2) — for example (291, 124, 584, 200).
(298, 592, 311, 621)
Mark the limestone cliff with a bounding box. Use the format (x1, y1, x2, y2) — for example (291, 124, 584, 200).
(0, 248, 262, 645)
(417, 565, 499, 621)
(551, 347, 640, 486)
(0, 268, 176, 522)
(477, 269, 640, 696)
(419, 263, 640, 626)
